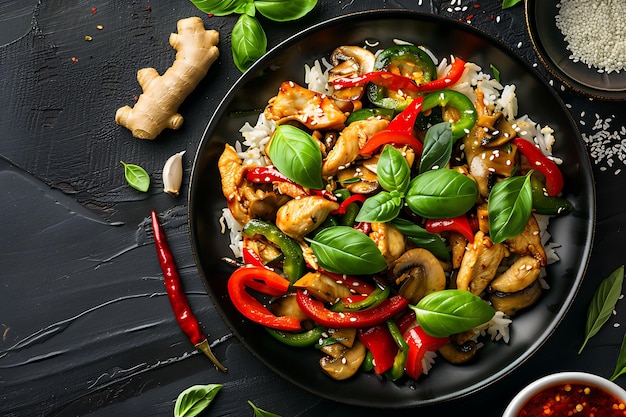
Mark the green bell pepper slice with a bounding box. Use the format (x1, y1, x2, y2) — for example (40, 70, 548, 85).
(422, 90, 477, 140)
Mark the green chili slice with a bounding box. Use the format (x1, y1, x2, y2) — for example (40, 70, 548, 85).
(266, 326, 327, 348)
(422, 90, 477, 140)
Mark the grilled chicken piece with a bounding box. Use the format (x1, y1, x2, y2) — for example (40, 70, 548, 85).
(505, 214, 547, 267)
(322, 117, 389, 177)
(369, 222, 406, 268)
(456, 230, 507, 295)
(264, 81, 347, 130)
(490, 255, 541, 293)
(275, 195, 339, 240)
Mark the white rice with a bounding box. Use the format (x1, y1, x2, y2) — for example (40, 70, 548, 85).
(479, 310, 513, 343)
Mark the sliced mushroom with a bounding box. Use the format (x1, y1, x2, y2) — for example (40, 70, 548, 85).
(438, 340, 479, 364)
(320, 341, 347, 359)
(328, 46, 376, 102)
(275, 195, 339, 240)
(270, 292, 310, 323)
(476, 112, 517, 148)
(328, 327, 357, 348)
(293, 271, 352, 303)
(490, 255, 541, 293)
(320, 340, 367, 380)
(488, 279, 543, 316)
(391, 248, 446, 304)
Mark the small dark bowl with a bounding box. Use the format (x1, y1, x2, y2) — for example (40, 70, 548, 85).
(189, 9, 595, 408)
(525, 0, 626, 100)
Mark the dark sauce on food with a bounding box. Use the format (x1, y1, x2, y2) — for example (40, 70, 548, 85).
(518, 383, 626, 416)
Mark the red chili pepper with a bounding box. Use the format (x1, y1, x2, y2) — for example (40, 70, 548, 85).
(358, 324, 398, 375)
(150, 210, 227, 372)
(295, 289, 409, 328)
(425, 214, 475, 243)
(242, 238, 265, 267)
(332, 58, 466, 94)
(354, 222, 372, 235)
(512, 138, 564, 197)
(331, 194, 368, 215)
(228, 266, 301, 331)
(403, 324, 449, 380)
(359, 97, 425, 155)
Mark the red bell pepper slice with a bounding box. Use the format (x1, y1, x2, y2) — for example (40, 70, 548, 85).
(403, 324, 449, 380)
(512, 138, 564, 197)
(295, 289, 409, 328)
(358, 324, 398, 375)
(359, 96, 425, 156)
(354, 221, 372, 235)
(228, 266, 301, 331)
(331, 58, 466, 94)
(242, 238, 266, 268)
(246, 166, 336, 201)
(425, 214, 475, 243)
(331, 194, 368, 215)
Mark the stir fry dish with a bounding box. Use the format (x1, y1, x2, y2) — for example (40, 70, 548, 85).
(217, 41, 571, 382)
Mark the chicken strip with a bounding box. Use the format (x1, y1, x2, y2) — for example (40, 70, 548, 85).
(456, 230, 507, 295)
(275, 195, 339, 240)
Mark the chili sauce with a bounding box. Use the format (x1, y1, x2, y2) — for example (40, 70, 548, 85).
(517, 382, 626, 416)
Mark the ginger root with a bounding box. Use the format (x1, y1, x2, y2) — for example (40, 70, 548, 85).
(116, 17, 219, 139)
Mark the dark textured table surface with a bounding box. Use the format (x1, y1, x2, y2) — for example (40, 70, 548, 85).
(2, 1, 625, 416)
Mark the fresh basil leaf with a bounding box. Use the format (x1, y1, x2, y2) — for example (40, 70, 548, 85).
(377, 145, 410, 194)
(307, 226, 387, 275)
(391, 218, 450, 261)
(419, 122, 453, 174)
(254, 0, 317, 22)
(189, 0, 247, 15)
(120, 161, 150, 192)
(231, 14, 267, 72)
(488, 173, 532, 244)
(579, 265, 625, 354)
(412, 289, 496, 338)
(174, 384, 222, 417)
(355, 191, 402, 223)
(268, 124, 323, 189)
(610, 333, 626, 381)
(405, 169, 478, 219)
(502, 0, 522, 9)
(248, 401, 282, 417)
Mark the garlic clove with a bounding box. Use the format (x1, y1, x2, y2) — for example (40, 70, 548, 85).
(163, 150, 185, 196)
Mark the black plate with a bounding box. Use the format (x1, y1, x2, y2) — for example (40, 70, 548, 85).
(525, 0, 626, 100)
(188, 10, 595, 408)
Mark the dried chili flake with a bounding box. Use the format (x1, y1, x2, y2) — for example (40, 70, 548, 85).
(71, 56, 79, 63)
(91, 7, 97, 14)
(146, 5, 151, 12)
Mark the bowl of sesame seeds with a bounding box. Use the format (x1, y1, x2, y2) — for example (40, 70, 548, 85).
(503, 372, 626, 416)
(525, 0, 626, 100)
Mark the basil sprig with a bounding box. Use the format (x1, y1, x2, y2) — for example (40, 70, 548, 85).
(611, 334, 626, 381)
(190, 0, 318, 72)
(488, 172, 532, 243)
(356, 145, 409, 223)
(579, 265, 624, 354)
(268, 124, 323, 189)
(307, 226, 387, 275)
(405, 169, 478, 219)
(174, 384, 222, 417)
(419, 121, 453, 174)
(411, 289, 496, 338)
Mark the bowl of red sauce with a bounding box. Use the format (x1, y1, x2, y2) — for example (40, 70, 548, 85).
(503, 372, 626, 416)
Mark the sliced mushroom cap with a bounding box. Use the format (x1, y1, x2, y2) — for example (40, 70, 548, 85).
(476, 112, 517, 148)
(488, 279, 543, 316)
(293, 271, 352, 303)
(328, 46, 376, 101)
(391, 248, 446, 304)
(270, 292, 310, 323)
(320, 340, 367, 380)
(439, 340, 479, 364)
(330, 46, 376, 72)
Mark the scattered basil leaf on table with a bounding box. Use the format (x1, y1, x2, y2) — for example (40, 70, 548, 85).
(391, 218, 450, 261)
(231, 14, 267, 73)
(174, 384, 222, 417)
(248, 400, 282, 417)
(377, 144, 411, 193)
(120, 161, 150, 192)
(405, 169, 478, 219)
(610, 333, 626, 381)
(418, 121, 453, 174)
(189, 0, 318, 72)
(267, 124, 323, 189)
(579, 265, 625, 354)
(488, 172, 532, 243)
(412, 289, 496, 338)
(306, 226, 387, 275)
